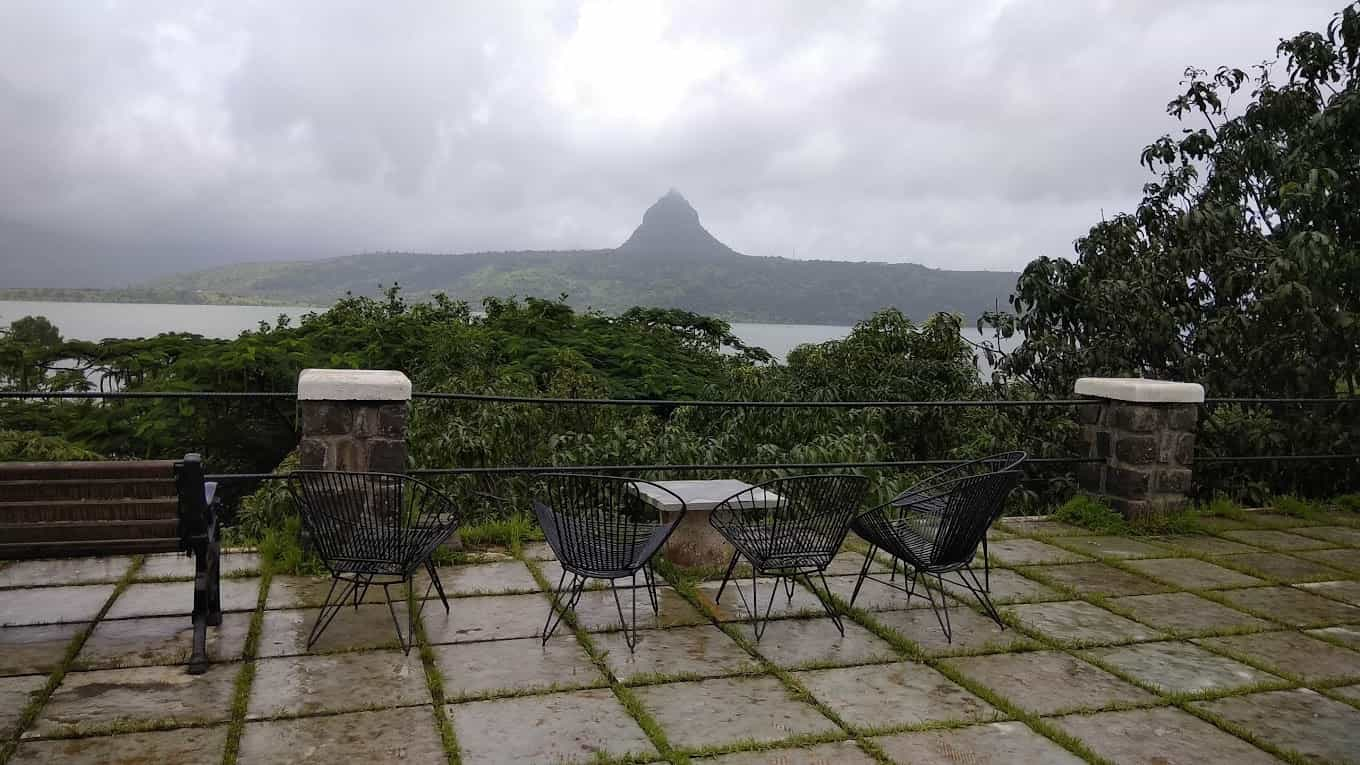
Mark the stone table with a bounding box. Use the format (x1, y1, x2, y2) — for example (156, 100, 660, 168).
(634, 479, 779, 567)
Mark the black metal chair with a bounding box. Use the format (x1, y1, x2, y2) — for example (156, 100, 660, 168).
(533, 474, 686, 650)
(710, 474, 870, 640)
(287, 471, 462, 654)
(849, 452, 1026, 642)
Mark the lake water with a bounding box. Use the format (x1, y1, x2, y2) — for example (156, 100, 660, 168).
(0, 300, 997, 364)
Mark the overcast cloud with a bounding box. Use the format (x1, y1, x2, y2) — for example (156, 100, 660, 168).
(0, 0, 1342, 286)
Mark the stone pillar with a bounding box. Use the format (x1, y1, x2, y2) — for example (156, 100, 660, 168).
(1074, 377, 1204, 520)
(298, 369, 412, 473)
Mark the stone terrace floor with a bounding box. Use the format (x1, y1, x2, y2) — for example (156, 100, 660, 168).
(3, 510, 1360, 764)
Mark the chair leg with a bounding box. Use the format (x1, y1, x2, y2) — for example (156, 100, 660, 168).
(542, 573, 586, 645)
(849, 546, 877, 607)
(920, 573, 953, 643)
(384, 579, 431, 655)
(809, 571, 845, 636)
(642, 565, 660, 613)
(781, 574, 795, 603)
(890, 557, 898, 582)
(307, 576, 359, 650)
(982, 536, 991, 592)
(962, 566, 1005, 628)
(609, 576, 642, 651)
(424, 559, 451, 613)
(714, 550, 740, 603)
(731, 568, 781, 642)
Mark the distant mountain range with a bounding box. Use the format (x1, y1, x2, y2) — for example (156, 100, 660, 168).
(2, 191, 1019, 324)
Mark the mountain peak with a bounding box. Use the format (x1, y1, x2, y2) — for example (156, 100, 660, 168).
(618, 190, 733, 259)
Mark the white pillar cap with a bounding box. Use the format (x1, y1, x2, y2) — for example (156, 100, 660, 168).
(1074, 377, 1204, 404)
(298, 369, 412, 401)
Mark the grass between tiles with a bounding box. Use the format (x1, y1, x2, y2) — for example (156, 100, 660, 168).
(410, 597, 462, 765)
(220, 566, 272, 765)
(0, 555, 145, 765)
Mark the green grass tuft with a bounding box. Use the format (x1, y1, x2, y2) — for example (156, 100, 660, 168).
(1053, 495, 1130, 534)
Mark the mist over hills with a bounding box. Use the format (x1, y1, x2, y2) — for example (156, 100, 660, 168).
(11, 192, 1020, 324)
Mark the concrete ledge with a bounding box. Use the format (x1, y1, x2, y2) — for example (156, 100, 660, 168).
(1075, 377, 1204, 404)
(298, 369, 412, 401)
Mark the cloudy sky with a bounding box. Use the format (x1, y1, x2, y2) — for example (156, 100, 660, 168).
(0, 0, 1342, 286)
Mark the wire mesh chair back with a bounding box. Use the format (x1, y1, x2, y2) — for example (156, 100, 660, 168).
(532, 473, 686, 578)
(711, 474, 870, 572)
(287, 471, 461, 578)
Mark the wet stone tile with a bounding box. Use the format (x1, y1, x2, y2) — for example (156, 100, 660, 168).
(0, 585, 114, 626)
(946, 650, 1153, 715)
(1217, 585, 1360, 627)
(1084, 640, 1281, 694)
(417, 560, 539, 596)
(420, 593, 548, 645)
(0, 622, 86, 677)
(874, 721, 1086, 765)
(1220, 529, 1334, 551)
(797, 662, 997, 730)
(519, 542, 556, 560)
(30, 663, 237, 737)
(570, 587, 707, 632)
(819, 574, 929, 612)
(743, 618, 897, 669)
(1055, 707, 1280, 764)
(1, 675, 46, 737)
(700, 578, 827, 621)
(592, 624, 757, 682)
(1195, 516, 1258, 532)
(1293, 525, 1360, 546)
(10, 725, 228, 765)
(696, 740, 875, 765)
(136, 552, 261, 580)
(873, 606, 1033, 656)
(265, 575, 391, 610)
(1054, 535, 1171, 560)
(937, 568, 1064, 603)
(238, 706, 446, 764)
(1195, 630, 1360, 683)
(1298, 579, 1360, 606)
(985, 539, 1089, 565)
(1006, 601, 1161, 645)
(1021, 562, 1171, 597)
(1106, 592, 1271, 634)
(76, 612, 252, 669)
(822, 552, 890, 577)
(1122, 557, 1263, 589)
(451, 687, 656, 764)
(633, 676, 838, 750)
(247, 649, 429, 718)
(1309, 625, 1360, 650)
(1248, 512, 1320, 528)
(1331, 683, 1360, 703)
(433, 635, 602, 699)
(106, 579, 261, 620)
(0, 557, 132, 588)
(534, 560, 610, 591)
(997, 518, 1091, 537)
(1192, 689, 1360, 765)
(256, 605, 404, 657)
(1151, 535, 1261, 555)
(1300, 548, 1360, 572)
(1215, 552, 1346, 582)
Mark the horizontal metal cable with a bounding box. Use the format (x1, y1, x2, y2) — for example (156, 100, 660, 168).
(411, 392, 1099, 408)
(1194, 454, 1360, 463)
(0, 391, 295, 399)
(1203, 398, 1358, 406)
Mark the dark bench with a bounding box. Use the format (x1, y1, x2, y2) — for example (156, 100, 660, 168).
(0, 454, 222, 674)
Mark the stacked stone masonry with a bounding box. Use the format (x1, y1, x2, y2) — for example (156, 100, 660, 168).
(298, 401, 408, 473)
(1078, 401, 1197, 519)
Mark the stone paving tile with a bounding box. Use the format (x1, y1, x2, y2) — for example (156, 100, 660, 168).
(1247, 512, 1320, 528)
(438, 560, 551, 594)
(433, 635, 603, 698)
(0, 622, 85, 676)
(874, 720, 1086, 764)
(1220, 529, 1335, 551)
(1309, 625, 1360, 650)
(1192, 688, 1360, 764)
(1122, 557, 1263, 589)
(1217, 585, 1360, 627)
(1150, 534, 1262, 555)
(823, 552, 890, 577)
(106, 579, 261, 619)
(256, 604, 404, 657)
(1, 675, 45, 737)
(743, 618, 897, 668)
(797, 662, 997, 730)
(819, 573, 930, 612)
(1051, 706, 1281, 764)
(137, 552, 261, 580)
(534, 560, 613, 591)
(420, 593, 549, 644)
(239, 706, 446, 764)
(1054, 535, 1172, 560)
(265, 575, 391, 610)
(699, 578, 827, 621)
(1215, 551, 1347, 583)
(1195, 516, 1258, 532)
(1300, 547, 1360, 572)
(452, 687, 657, 763)
(1195, 630, 1360, 683)
(592, 624, 757, 682)
(1331, 683, 1360, 703)
(1107, 592, 1271, 634)
(10, 725, 229, 765)
(1021, 562, 1172, 597)
(1298, 579, 1360, 606)
(247, 649, 429, 719)
(519, 541, 556, 560)
(76, 612, 252, 669)
(937, 568, 1064, 603)
(1293, 525, 1360, 546)
(0, 584, 113, 626)
(0, 557, 132, 588)
(1083, 640, 1282, 694)
(570, 587, 708, 632)
(945, 650, 1154, 714)
(634, 676, 838, 749)
(1006, 601, 1162, 645)
(873, 606, 1034, 656)
(985, 539, 1089, 565)
(30, 663, 237, 737)
(696, 740, 875, 764)
(997, 518, 1091, 537)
